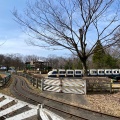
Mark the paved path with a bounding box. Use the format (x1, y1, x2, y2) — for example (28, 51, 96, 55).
(41, 91, 88, 105)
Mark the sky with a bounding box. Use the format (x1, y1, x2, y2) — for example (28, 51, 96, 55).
(0, 0, 70, 57)
(0, 0, 119, 58)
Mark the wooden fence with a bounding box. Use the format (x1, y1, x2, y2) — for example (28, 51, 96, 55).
(17, 73, 86, 94)
(83, 77, 112, 93)
(43, 78, 86, 94)
(18, 73, 43, 90)
(17, 73, 112, 94)
(0, 73, 11, 87)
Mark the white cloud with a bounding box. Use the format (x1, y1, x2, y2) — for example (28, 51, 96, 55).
(0, 33, 70, 57)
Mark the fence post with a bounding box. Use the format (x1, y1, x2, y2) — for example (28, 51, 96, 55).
(110, 80, 112, 93)
(84, 80, 87, 95)
(41, 78, 43, 91)
(60, 78, 63, 93)
(4, 78, 6, 86)
(32, 77, 35, 86)
(36, 78, 38, 88)
(29, 76, 31, 83)
(24, 74, 26, 78)
(37, 104, 41, 120)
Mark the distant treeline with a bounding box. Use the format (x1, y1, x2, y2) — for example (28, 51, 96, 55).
(0, 52, 119, 71)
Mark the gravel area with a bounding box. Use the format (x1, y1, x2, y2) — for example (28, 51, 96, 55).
(84, 92, 120, 117)
(40, 91, 120, 117)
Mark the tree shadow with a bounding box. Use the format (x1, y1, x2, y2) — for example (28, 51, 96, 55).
(86, 90, 119, 95)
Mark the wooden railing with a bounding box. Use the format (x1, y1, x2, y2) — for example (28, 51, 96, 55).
(83, 77, 112, 93)
(17, 72, 86, 94)
(43, 77, 86, 94)
(0, 73, 11, 87)
(17, 72, 113, 94)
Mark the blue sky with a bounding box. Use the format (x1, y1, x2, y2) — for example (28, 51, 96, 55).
(0, 0, 70, 57)
(0, 0, 119, 58)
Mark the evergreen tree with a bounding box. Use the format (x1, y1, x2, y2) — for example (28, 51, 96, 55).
(64, 59, 72, 69)
(103, 54, 118, 68)
(92, 40, 106, 68)
(92, 40, 119, 68)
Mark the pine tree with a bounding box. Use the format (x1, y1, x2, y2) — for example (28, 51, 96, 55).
(103, 54, 118, 68)
(92, 40, 119, 68)
(92, 40, 106, 68)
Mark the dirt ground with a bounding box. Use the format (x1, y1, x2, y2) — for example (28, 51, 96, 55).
(85, 92, 120, 117)
(39, 90, 120, 117)
(0, 73, 7, 78)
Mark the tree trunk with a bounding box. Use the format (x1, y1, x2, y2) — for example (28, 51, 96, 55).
(81, 58, 88, 76)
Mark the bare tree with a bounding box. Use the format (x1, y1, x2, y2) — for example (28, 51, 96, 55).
(113, 28, 120, 55)
(114, 28, 120, 45)
(47, 55, 66, 69)
(24, 55, 40, 62)
(13, 0, 120, 75)
(106, 28, 120, 58)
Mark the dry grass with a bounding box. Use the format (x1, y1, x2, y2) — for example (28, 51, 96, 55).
(0, 77, 14, 97)
(0, 73, 7, 78)
(84, 92, 120, 117)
